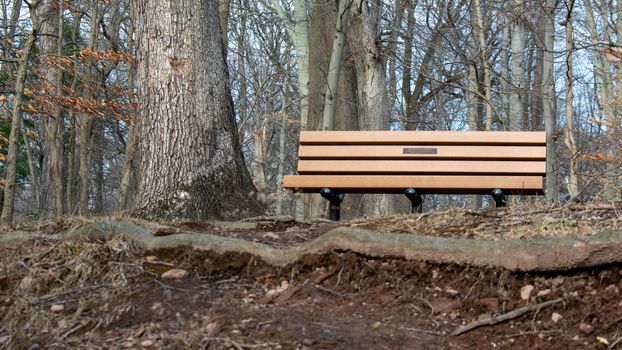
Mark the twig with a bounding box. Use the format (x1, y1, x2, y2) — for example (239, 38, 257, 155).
(314, 284, 348, 298)
(610, 336, 622, 349)
(452, 298, 563, 336)
(501, 329, 562, 338)
(256, 320, 276, 331)
(335, 267, 344, 287)
(462, 279, 479, 302)
(59, 320, 90, 340)
(400, 326, 443, 336)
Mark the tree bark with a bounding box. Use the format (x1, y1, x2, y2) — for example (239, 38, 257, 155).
(77, 1, 102, 216)
(348, 0, 392, 216)
(541, 0, 559, 202)
(0, 3, 41, 224)
(563, 0, 580, 198)
(321, 0, 351, 130)
(132, 0, 260, 220)
(39, 0, 65, 219)
(473, 0, 493, 130)
(115, 9, 138, 215)
(509, 0, 525, 131)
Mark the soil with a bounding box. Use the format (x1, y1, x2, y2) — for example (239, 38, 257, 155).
(1, 206, 621, 349)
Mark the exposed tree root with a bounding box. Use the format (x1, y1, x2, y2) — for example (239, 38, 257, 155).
(4, 221, 622, 272)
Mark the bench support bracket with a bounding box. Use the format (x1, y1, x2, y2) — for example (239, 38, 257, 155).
(405, 188, 423, 213)
(491, 189, 507, 208)
(320, 188, 345, 221)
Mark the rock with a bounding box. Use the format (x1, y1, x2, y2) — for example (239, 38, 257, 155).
(145, 256, 158, 262)
(27, 344, 40, 350)
(597, 337, 609, 345)
(50, 304, 64, 313)
(605, 284, 619, 294)
(0, 335, 7, 344)
(551, 276, 565, 288)
(161, 269, 189, 280)
(479, 297, 499, 313)
(579, 323, 593, 334)
(19, 276, 34, 290)
(379, 294, 395, 304)
(537, 289, 551, 297)
(551, 312, 563, 323)
(520, 284, 535, 300)
(371, 321, 382, 329)
(430, 297, 460, 314)
(205, 322, 220, 335)
(445, 287, 459, 295)
(120, 341, 134, 348)
(263, 232, 280, 240)
(140, 339, 155, 348)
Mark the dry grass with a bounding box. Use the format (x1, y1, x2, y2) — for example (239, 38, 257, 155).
(0, 235, 144, 348)
(346, 202, 622, 240)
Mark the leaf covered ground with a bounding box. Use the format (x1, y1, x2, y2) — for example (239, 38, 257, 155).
(0, 204, 621, 349)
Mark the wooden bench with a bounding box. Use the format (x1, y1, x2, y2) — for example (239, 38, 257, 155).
(283, 131, 546, 220)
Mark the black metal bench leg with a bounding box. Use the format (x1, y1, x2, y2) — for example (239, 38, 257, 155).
(320, 188, 345, 221)
(491, 189, 507, 208)
(405, 188, 423, 213)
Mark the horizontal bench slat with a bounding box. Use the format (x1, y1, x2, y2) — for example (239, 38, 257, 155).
(283, 175, 544, 194)
(297, 160, 546, 175)
(300, 131, 546, 145)
(299, 145, 546, 160)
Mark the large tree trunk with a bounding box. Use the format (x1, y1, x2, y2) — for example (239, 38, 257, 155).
(584, 0, 620, 200)
(132, 0, 260, 220)
(348, 0, 393, 216)
(115, 9, 138, 215)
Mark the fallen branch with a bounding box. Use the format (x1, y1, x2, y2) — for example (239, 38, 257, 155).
(451, 298, 563, 336)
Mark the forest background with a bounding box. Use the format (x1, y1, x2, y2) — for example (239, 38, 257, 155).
(0, 0, 621, 223)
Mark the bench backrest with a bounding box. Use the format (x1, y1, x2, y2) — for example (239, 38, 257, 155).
(297, 131, 546, 176)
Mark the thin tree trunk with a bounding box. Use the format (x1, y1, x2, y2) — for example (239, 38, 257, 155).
(77, 1, 102, 216)
(1, 3, 41, 224)
(541, 0, 558, 201)
(509, 0, 525, 131)
(219, 0, 231, 50)
(21, 119, 39, 206)
(473, 0, 493, 130)
(271, 0, 310, 219)
(275, 89, 288, 216)
(321, 0, 351, 130)
(115, 10, 138, 215)
(500, 22, 510, 129)
(563, 0, 580, 198)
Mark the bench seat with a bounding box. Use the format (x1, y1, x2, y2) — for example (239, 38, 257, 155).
(283, 131, 546, 219)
